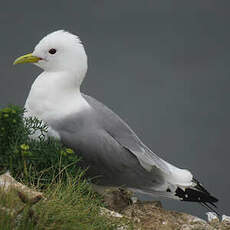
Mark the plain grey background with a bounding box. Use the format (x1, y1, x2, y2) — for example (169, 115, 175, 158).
(0, 1, 229, 218)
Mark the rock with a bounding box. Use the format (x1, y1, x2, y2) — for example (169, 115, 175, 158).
(121, 201, 215, 230)
(206, 212, 220, 229)
(99, 206, 130, 230)
(206, 212, 219, 223)
(1, 174, 229, 230)
(101, 188, 230, 230)
(100, 207, 123, 218)
(222, 215, 230, 230)
(102, 188, 133, 212)
(0, 171, 43, 223)
(0, 171, 43, 204)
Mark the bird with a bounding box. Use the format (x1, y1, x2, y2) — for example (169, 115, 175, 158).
(13, 30, 218, 213)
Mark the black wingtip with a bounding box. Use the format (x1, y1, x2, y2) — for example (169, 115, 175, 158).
(175, 186, 218, 204)
(175, 186, 220, 216)
(174, 178, 220, 216)
(175, 178, 218, 205)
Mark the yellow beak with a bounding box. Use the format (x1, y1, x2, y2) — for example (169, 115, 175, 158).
(13, 53, 41, 65)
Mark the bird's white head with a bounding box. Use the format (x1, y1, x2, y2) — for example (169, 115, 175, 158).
(14, 30, 88, 86)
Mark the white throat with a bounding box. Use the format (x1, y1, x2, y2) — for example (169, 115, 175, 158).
(24, 70, 90, 125)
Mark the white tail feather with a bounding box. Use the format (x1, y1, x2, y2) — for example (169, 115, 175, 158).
(162, 160, 194, 187)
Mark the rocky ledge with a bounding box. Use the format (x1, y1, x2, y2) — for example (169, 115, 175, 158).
(0, 172, 229, 230)
(101, 188, 230, 230)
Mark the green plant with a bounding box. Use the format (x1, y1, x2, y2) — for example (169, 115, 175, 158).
(0, 105, 80, 187)
(0, 105, 131, 229)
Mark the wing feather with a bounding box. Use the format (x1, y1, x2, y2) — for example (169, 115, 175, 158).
(83, 94, 171, 175)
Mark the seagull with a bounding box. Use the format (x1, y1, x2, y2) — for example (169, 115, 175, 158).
(13, 30, 218, 212)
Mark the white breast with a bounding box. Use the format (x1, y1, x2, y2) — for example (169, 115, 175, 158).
(24, 71, 91, 140)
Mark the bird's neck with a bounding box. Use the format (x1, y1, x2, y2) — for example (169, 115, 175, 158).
(24, 71, 90, 123)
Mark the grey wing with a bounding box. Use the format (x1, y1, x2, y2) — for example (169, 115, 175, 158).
(82, 94, 171, 175)
(58, 123, 166, 188)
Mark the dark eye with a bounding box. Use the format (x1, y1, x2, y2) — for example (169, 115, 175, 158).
(49, 48, 57, 54)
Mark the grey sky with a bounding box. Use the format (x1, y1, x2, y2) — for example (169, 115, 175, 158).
(0, 1, 229, 217)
